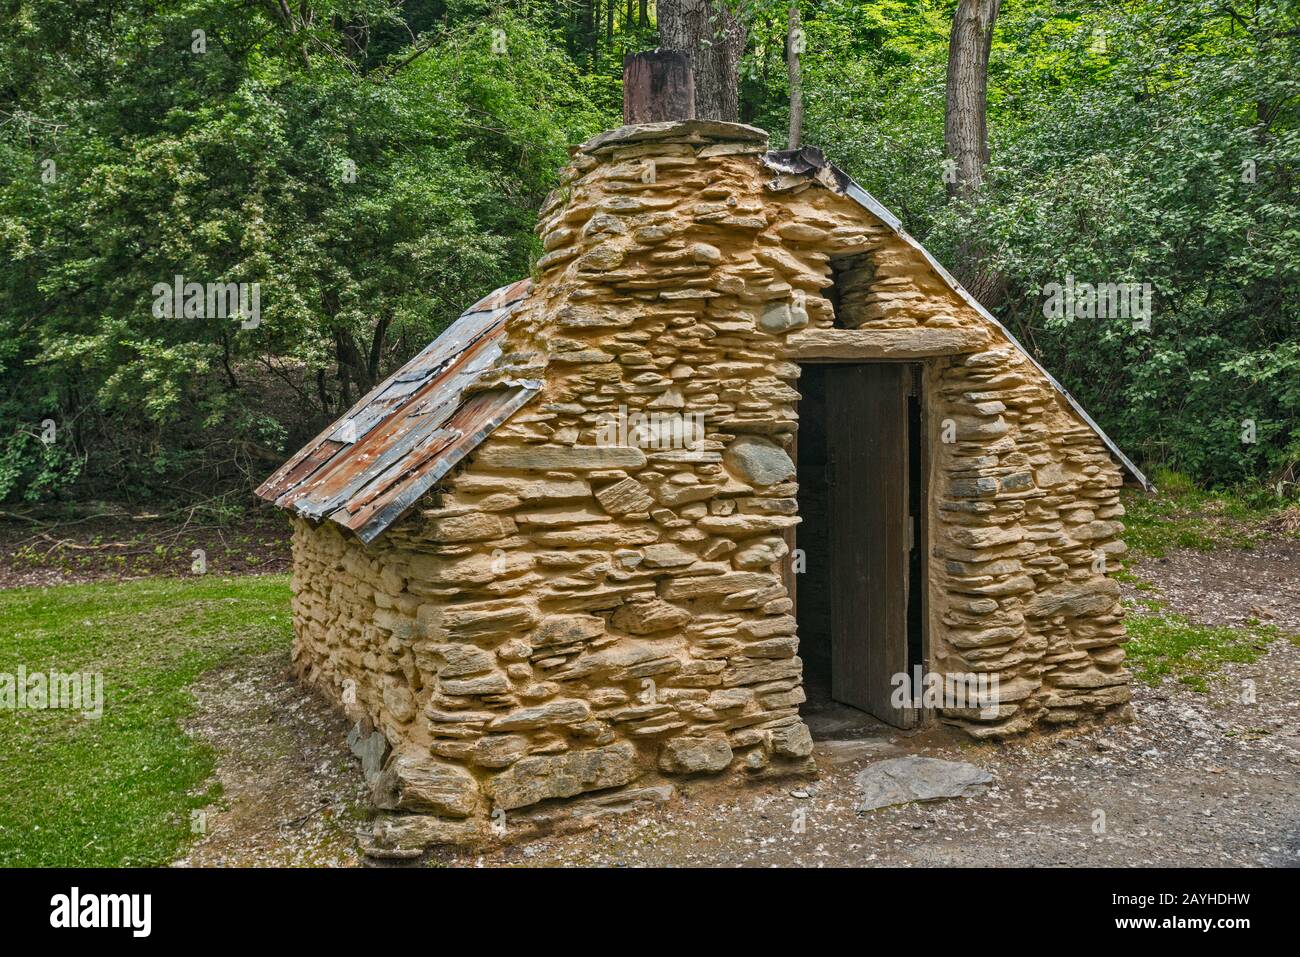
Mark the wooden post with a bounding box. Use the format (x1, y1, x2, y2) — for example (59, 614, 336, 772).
(622, 50, 696, 124)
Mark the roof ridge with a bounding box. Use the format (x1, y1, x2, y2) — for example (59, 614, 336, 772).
(761, 147, 1151, 491)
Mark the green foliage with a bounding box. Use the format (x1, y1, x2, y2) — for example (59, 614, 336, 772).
(0, 574, 291, 866)
(1, 2, 610, 502)
(0, 427, 83, 501)
(745, 0, 1298, 491)
(1, 0, 1296, 503)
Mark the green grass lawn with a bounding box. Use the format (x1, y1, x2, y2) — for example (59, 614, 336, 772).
(0, 574, 291, 867)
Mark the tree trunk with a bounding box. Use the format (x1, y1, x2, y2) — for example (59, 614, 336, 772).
(944, 0, 1004, 308)
(639, 0, 648, 30)
(367, 317, 389, 385)
(787, 3, 803, 148)
(316, 368, 331, 415)
(582, 0, 596, 68)
(333, 330, 353, 408)
(658, 0, 747, 122)
(945, 0, 999, 196)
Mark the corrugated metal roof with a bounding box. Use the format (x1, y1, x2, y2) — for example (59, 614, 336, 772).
(762, 146, 1151, 491)
(255, 278, 539, 542)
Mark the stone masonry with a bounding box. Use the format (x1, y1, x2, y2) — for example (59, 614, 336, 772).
(284, 120, 1133, 855)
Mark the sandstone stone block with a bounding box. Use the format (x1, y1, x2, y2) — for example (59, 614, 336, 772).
(474, 445, 647, 471)
(367, 812, 481, 853)
(471, 734, 531, 769)
(404, 551, 535, 588)
(552, 643, 679, 681)
(721, 657, 802, 687)
(658, 734, 733, 774)
(654, 481, 724, 507)
(514, 505, 608, 527)
(441, 672, 510, 696)
(371, 754, 480, 817)
(423, 600, 541, 640)
(1027, 578, 1120, 619)
(423, 511, 516, 543)
(769, 721, 814, 758)
(661, 571, 774, 599)
(732, 536, 790, 568)
(530, 524, 660, 548)
(382, 682, 415, 723)
(533, 614, 606, 647)
(487, 698, 592, 731)
(611, 599, 692, 635)
(596, 478, 656, 514)
(759, 299, 809, 333)
(417, 643, 497, 678)
(485, 743, 640, 811)
(640, 542, 697, 567)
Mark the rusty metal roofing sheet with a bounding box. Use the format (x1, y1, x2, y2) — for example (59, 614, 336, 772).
(255, 278, 538, 542)
(762, 147, 1151, 491)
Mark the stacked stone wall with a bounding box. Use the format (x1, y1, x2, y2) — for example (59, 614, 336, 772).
(286, 122, 1131, 852)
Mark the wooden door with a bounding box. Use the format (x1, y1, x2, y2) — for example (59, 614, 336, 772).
(823, 363, 916, 728)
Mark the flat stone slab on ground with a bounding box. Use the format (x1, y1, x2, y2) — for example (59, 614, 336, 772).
(854, 756, 993, 811)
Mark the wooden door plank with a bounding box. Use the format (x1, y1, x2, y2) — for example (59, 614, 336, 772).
(783, 419, 799, 616)
(824, 364, 915, 728)
(875, 364, 913, 726)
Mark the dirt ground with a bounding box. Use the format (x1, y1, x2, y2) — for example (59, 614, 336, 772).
(1131, 536, 1300, 633)
(172, 536, 1300, 868)
(175, 656, 367, 868)
(0, 505, 291, 588)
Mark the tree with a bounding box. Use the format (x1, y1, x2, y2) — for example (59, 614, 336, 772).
(0, 8, 609, 502)
(787, 2, 803, 148)
(944, 0, 1000, 197)
(658, 0, 748, 121)
(944, 0, 1004, 307)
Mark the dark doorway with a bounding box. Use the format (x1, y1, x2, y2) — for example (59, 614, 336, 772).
(793, 363, 926, 730)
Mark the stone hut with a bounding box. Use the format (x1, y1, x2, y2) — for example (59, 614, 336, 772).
(256, 65, 1148, 856)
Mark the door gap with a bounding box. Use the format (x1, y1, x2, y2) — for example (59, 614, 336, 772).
(792, 361, 926, 731)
